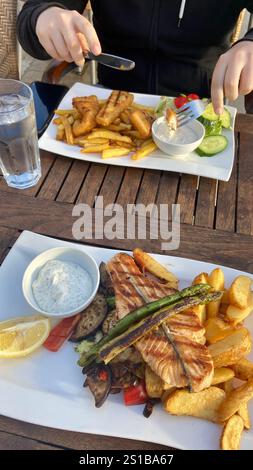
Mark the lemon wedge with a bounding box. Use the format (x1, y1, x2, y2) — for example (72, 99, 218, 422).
(0, 315, 50, 358)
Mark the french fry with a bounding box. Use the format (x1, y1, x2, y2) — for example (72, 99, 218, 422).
(205, 317, 235, 344)
(208, 327, 252, 368)
(56, 127, 65, 141)
(102, 148, 130, 159)
(226, 292, 253, 325)
(87, 130, 132, 144)
(131, 141, 157, 160)
(231, 359, 253, 381)
(164, 387, 226, 423)
(82, 138, 110, 146)
(228, 275, 252, 309)
(54, 109, 80, 118)
(81, 143, 111, 153)
(211, 368, 235, 385)
(206, 268, 225, 319)
(192, 273, 209, 324)
(108, 123, 132, 132)
(238, 403, 251, 430)
(220, 414, 244, 450)
(60, 116, 74, 145)
(133, 248, 178, 288)
(218, 378, 253, 422)
(120, 110, 131, 124)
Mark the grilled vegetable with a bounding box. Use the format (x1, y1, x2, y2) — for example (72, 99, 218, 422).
(85, 363, 112, 408)
(143, 399, 159, 418)
(102, 309, 118, 334)
(44, 314, 81, 352)
(123, 380, 148, 406)
(99, 262, 114, 295)
(70, 293, 107, 342)
(78, 284, 211, 367)
(99, 291, 222, 364)
(106, 296, 116, 310)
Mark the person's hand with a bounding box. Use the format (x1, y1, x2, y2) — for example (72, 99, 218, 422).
(35, 7, 101, 67)
(211, 41, 253, 114)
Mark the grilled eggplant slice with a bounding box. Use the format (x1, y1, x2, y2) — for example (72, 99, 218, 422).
(102, 309, 118, 335)
(85, 363, 112, 407)
(70, 293, 107, 342)
(99, 262, 114, 296)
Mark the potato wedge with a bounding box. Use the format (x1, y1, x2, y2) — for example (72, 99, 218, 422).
(220, 414, 244, 450)
(133, 248, 178, 288)
(226, 292, 253, 326)
(221, 289, 230, 305)
(238, 403, 251, 430)
(231, 359, 253, 381)
(131, 141, 157, 160)
(228, 275, 252, 309)
(191, 273, 208, 324)
(164, 387, 225, 423)
(102, 148, 130, 159)
(145, 366, 164, 398)
(221, 378, 234, 395)
(212, 368, 235, 385)
(218, 378, 253, 422)
(205, 317, 236, 344)
(206, 268, 225, 319)
(208, 327, 251, 368)
(81, 143, 111, 153)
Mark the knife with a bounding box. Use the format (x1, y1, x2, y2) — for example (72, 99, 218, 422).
(85, 52, 135, 71)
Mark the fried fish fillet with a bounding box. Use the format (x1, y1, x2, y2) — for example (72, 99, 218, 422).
(72, 95, 99, 136)
(129, 109, 152, 139)
(106, 253, 176, 319)
(96, 91, 134, 127)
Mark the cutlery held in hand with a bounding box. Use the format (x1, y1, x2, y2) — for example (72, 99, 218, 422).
(85, 52, 135, 71)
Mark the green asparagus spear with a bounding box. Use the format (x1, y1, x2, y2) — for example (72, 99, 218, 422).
(78, 284, 210, 367)
(99, 291, 223, 364)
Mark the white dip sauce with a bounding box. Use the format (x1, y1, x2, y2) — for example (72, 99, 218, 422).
(157, 120, 198, 145)
(32, 260, 93, 313)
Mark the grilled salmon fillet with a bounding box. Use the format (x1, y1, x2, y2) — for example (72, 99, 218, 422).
(106, 252, 213, 391)
(106, 253, 176, 319)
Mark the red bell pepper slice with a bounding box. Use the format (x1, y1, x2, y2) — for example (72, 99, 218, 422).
(43, 314, 81, 352)
(123, 380, 148, 406)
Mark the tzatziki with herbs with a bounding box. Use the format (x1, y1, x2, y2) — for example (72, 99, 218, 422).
(156, 118, 199, 145)
(32, 260, 93, 313)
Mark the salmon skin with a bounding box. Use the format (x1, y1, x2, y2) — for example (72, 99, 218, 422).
(106, 253, 176, 319)
(106, 252, 213, 392)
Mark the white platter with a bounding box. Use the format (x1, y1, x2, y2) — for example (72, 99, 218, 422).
(39, 83, 237, 182)
(0, 231, 252, 450)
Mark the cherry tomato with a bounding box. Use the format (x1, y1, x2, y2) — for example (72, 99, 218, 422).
(187, 93, 200, 101)
(174, 95, 188, 109)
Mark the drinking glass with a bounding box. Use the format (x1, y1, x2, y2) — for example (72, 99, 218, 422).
(0, 79, 41, 189)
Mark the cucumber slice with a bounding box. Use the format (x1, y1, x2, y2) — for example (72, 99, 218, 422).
(196, 135, 228, 157)
(201, 103, 231, 129)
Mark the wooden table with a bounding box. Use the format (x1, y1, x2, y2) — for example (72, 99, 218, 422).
(0, 112, 252, 450)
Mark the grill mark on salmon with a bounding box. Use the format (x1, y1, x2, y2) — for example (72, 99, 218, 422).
(107, 253, 176, 319)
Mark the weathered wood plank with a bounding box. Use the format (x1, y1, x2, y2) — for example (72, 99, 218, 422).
(235, 113, 253, 134)
(0, 227, 20, 264)
(57, 160, 90, 203)
(237, 132, 253, 235)
(0, 192, 252, 272)
(37, 157, 72, 200)
(116, 168, 143, 207)
(0, 416, 169, 450)
(176, 175, 198, 225)
(136, 170, 161, 207)
(156, 172, 179, 208)
(98, 166, 125, 207)
(77, 164, 107, 206)
(215, 139, 238, 232)
(0, 430, 59, 450)
(195, 178, 217, 228)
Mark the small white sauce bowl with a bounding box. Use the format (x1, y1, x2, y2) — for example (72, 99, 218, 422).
(22, 247, 100, 318)
(152, 116, 205, 157)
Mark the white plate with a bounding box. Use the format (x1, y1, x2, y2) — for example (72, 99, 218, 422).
(0, 231, 252, 450)
(39, 83, 237, 182)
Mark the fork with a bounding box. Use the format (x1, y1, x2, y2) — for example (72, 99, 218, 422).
(176, 99, 210, 128)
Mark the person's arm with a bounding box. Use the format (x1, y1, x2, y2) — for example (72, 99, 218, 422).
(211, 4, 253, 113)
(17, 0, 101, 66)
